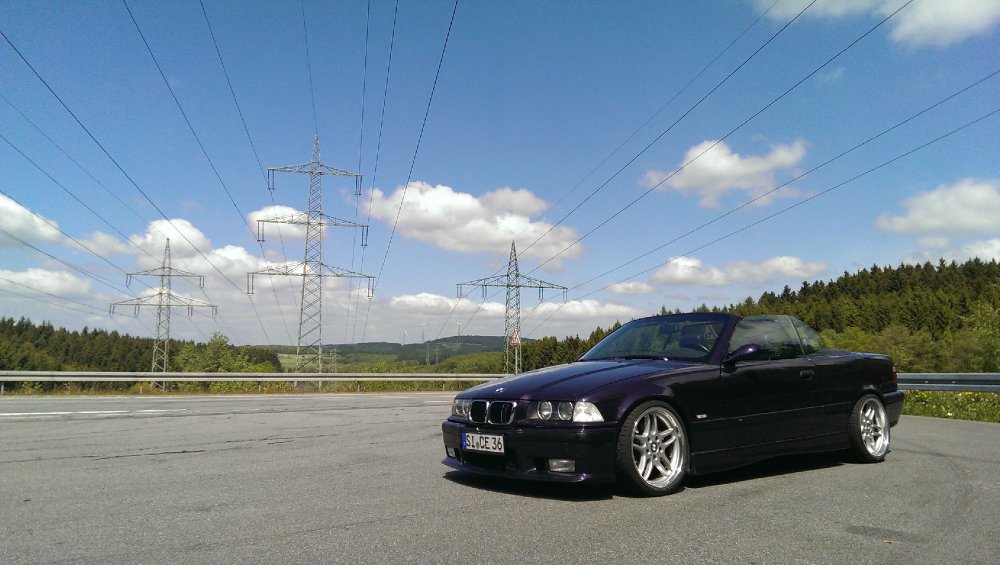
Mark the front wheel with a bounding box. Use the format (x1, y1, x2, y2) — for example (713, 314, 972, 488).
(616, 401, 689, 496)
(848, 394, 890, 462)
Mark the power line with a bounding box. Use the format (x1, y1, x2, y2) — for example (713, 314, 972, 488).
(543, 0, 783, 218)
(0, 92, 219, 301)
(0, 131, 159, 263)
(0, 228, 133, 295)
(458, 242, 566, 373)
(0, 275, 129, 320)
(362, 0, 459, 341)
(301, 0, 319, 135)
(110, 239, 217, 372)
(524, 0, 915, 276)
(0, 93, 159, 232)
(517, 0, 823, 264)
(198, 0, 299, 344)
(524, 106, 1000, 336)
(0, 186, 154, 291)
(548, 67, 1000, 301)
(344, 0, 374, 345)
(370, 0, 460, 291)
(0, 285, 150, 335)
(0, 26, 265, 344)
(352, 0, 399, 343)
(122, 0, 277, 344)
(433, 0, 812, 341)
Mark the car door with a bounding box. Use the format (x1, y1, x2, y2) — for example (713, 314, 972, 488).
(789, 316, 858, 432)
(718, 316, 824, 448)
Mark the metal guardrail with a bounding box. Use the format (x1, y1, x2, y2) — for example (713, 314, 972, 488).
(0, 371, 499, 382)
(0, 371, 997, 393)
(896, 373, 1000, 393)
(0, 371, 500, 394)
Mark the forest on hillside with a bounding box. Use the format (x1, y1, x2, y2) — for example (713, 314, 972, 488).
(518, 259, 1000, 373)
(723, 258, 1000, 373)
(1, 259, 998, 378)
(0, 318, 281, 374)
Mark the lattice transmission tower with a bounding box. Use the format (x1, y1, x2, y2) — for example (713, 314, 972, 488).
(458, 242, 566, 374)
(110, 239, 217, 372)
(247, 135, 373, 372)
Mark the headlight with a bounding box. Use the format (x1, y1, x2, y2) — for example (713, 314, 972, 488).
(538, 401, 553, 419)
(451, 398, 471, 418)
(528, 401, 604, 423)
(557, 401, 574, 420)
(573, 401, 604, 422)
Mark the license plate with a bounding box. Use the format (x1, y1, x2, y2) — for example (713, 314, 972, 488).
(463, 432, 504, 454)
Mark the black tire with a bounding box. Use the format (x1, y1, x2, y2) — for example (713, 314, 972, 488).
(847, 394, 890, 463)
(616, 401, 689, 496)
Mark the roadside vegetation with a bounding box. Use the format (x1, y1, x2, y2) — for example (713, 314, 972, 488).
(3, 259, 999, 422)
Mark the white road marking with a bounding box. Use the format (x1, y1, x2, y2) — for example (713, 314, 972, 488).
(0, 409, 186, 417)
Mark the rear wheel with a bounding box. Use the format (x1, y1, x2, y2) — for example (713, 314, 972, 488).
(616, 401, 688, 496)
(848, 394, 890, 462)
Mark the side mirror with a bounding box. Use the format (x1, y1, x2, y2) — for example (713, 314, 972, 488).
(722, 343, 762, 365)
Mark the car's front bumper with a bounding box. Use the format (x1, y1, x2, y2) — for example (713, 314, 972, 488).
(441, 419, 619, 483)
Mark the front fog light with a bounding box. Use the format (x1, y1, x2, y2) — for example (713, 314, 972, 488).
(446, 447, 458, 458)
(548, 459, 575, 473)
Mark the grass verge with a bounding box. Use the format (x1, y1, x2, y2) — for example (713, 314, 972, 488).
(902, 391, 1000, 423)
(5, 383, 999, 424)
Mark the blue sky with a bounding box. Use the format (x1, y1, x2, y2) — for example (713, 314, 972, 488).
(2, 0, 999, 347)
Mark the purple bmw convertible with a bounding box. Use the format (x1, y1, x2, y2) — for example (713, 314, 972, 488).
(442, 312, 903, 496)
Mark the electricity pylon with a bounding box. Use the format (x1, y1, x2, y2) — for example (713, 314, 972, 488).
(110, 239, 217, 372)
(247, 135, 374, 372)
(458, 242, 566, 374)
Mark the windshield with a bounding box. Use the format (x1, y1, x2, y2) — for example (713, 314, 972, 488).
(580, 314, 729, 362)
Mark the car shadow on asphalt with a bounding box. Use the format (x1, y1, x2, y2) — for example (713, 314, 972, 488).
(444, 452, 845, 500)
(443, 471, 617, 501)
(682, 451, 845, 490)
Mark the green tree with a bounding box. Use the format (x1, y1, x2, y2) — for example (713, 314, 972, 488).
(172, 332, 274, 373)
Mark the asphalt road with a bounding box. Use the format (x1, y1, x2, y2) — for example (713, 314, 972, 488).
(1, 393, 997, 564)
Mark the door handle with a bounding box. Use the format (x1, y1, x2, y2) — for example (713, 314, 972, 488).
(800, 370, 815, 380)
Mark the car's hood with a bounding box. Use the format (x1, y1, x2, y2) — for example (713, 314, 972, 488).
(460, 359, 697, 400)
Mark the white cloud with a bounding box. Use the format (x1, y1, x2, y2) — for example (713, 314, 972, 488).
(955, 238, 1000, 261)
(533, 299, 642, 320)
(643, 140, 806, 207)
(650, 255, 826, 287)
(381, 293, 640, 342)
(366, 182, 583, 269)
(80, 231, 134, 256)
(756, 0, 881, 20)
(129, 219, 213, 262)
(724, 256, 828, 284)
(0, 268, 93, 296)
(754, 0, 1000, 48)
(819, 66, 846, 83)
(650, 257, 728, 286)
(875, 178, 1000, 236)
(884, 0, 1000, 48)
(390, 293, 505, 317)
(916, 236, 950, 249)
(248, 205, 308, 240)
(607, 281, 655, 295)
(906, 237, 1000, 265)
(0, 194, 63, 245)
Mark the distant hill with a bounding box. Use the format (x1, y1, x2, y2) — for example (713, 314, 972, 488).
(261, 335, 530, 365)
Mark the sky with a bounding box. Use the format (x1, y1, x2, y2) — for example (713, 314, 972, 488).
(1, 0, 999, 348)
